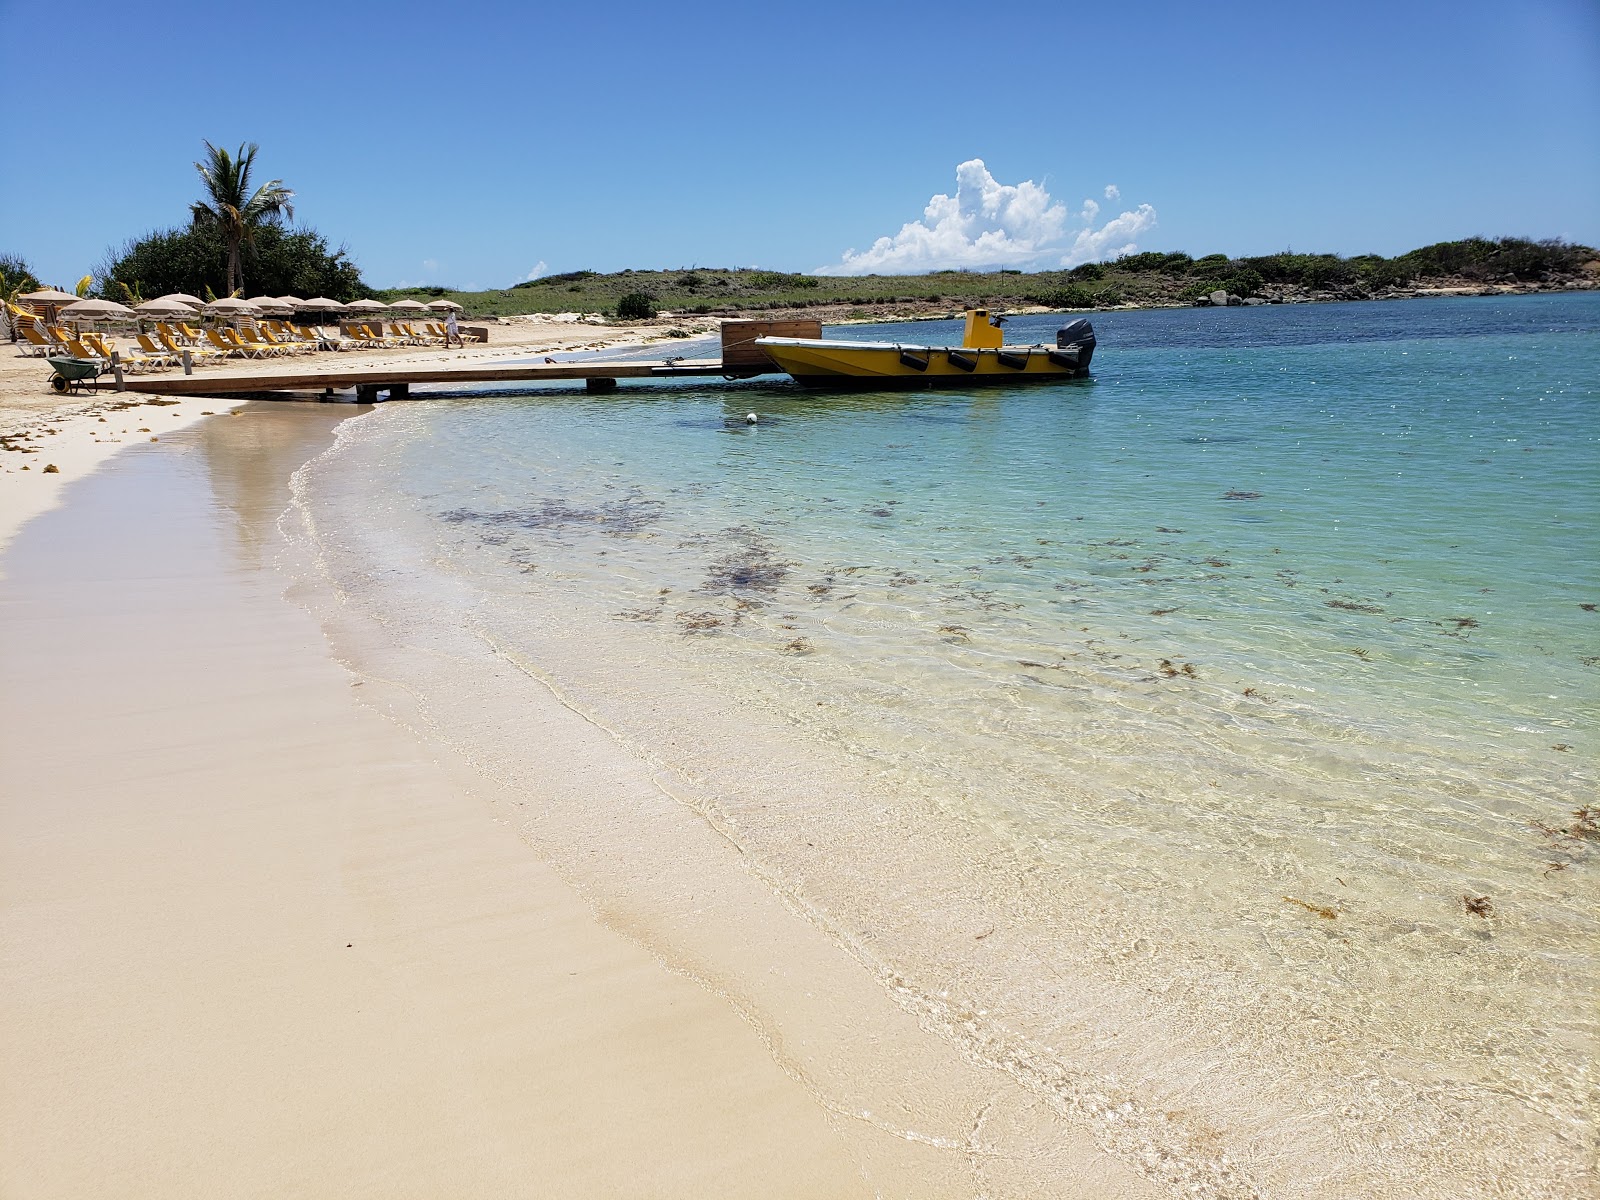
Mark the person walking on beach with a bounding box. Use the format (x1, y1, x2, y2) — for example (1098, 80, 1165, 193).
(445, 308, 461, 348)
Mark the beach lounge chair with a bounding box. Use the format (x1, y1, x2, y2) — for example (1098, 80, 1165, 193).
(265, 320, 308, 347)
(136, 334, 181, 368)
(84, 331, 169, 374)
(206, 328, 263, 359)
(158, 321, 203, 348)
(64, 336, 109, 365)
(290, 322, 338, 351)
(17, 324, 66, 357)
(236, 325, 290, 356)
(344, 323, 387, 349)
(258, 324, 312, 354)
(158, 328, 220, 363)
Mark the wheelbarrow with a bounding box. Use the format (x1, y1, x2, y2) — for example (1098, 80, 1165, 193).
(46, 355, 108, 394)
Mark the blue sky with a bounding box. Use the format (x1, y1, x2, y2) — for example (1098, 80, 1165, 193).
(3, 0, 1596, 291)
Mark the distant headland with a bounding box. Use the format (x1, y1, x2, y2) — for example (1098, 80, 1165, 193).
(368, 236, 1599, 324)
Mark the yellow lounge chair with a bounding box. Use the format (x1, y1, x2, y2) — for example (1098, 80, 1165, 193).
(258, 324, 312, 355)
(235, 325, 290, 356)
(206, 328, 262, 359)
(158, 329, 220, 363)
(64, 336, 109, 365)
(17, 324, 65, 357)
(136, 334, 181, 368)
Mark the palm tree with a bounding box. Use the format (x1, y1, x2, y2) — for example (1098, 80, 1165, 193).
(190, 141, 295, 296)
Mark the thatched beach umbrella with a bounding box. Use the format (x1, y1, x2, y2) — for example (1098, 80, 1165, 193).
(133, 297, 199, 334)
(60, 299, 136, 320)
(18, 288, 81, 323)
(246, 296, 293, 316)
(344, 299, 389, 313)
(137, 297, 199, 316)
(203, 297, 260, 315)
(156, 293, 205, 307)
(59, 298, 136, 333)
(202, 297, 261, 328)
(294, 297, 346, 327)
(388, 299, 429, 312)
(425, 299, 463, 312)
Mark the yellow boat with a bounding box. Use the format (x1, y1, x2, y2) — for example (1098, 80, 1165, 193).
(755, 308, 1095, 388)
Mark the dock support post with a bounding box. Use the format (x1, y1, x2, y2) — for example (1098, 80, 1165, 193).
(182, 349, 193, 375)
(356, 384, 379, 405)
(389, 384, 409, 401)
(586, 377, 618, 393)
(111, 351, 124, 392)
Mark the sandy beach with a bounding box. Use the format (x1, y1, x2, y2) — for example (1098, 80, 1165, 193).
(0, 325, 1169, 1197)
(0, 315, 713, 558)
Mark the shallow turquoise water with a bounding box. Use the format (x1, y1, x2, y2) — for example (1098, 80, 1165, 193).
(299, 293, 1599, 1196)
(416, 294, 1598, 749)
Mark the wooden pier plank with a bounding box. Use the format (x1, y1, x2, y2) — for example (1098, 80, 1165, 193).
(126, 357, 749, 398)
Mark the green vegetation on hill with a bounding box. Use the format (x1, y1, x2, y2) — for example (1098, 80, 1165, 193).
(369, 237, 1597, 319)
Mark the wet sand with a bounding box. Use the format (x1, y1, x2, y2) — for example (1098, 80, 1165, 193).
(0, 406, 869, 1197)
(0, 402, 1165, 1197)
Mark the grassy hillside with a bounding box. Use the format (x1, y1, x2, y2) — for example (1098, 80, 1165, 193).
(371, 238, 1599, 320)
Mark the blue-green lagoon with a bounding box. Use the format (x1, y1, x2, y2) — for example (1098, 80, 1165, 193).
(293, 294, 1597, 1197)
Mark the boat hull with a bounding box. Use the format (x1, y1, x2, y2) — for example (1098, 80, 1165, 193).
(754, 337, 1091, 389)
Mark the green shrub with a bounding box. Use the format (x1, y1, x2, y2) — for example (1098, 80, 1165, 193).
(95, 223, 368, 302)
(616, 291, 657, 319)
(1030, 284, 1097, 309)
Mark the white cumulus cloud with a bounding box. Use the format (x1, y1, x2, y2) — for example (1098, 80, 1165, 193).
(1104, 184, 1120, 201)
(1061, 204, 1158, 268)
(522, 261, 548, 282)
(818, 160, 1155, 275)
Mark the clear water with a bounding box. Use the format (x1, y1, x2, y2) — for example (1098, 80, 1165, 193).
(294, 294, 1599, 1197)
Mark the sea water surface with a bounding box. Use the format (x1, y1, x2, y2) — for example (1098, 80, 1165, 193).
(294, 294, 1598, 1197)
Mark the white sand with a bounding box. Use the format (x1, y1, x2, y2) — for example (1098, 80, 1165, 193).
(0, 315, 710, 558)
(0, 335, 1166, 1197)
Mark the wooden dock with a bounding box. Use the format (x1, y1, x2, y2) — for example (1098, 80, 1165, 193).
(119, 319, 825, 403)
(126, 357, 745, 402)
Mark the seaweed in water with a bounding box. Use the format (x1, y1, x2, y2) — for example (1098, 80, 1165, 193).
(702, 527, 793, 595)
(1463, 895, 1494, 918)
(1222, 490, 1263, 501)
(1283, 896, 1338, 919)
(1326, 599, 1385, 614)
(675, 611, 725, 633)
(440, 494, 665, 535)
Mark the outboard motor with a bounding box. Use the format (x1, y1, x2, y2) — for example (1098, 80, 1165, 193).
(1053, 318, 1096, 369)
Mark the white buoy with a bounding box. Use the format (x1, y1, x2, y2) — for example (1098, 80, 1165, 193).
(746, 412, 759, 424)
